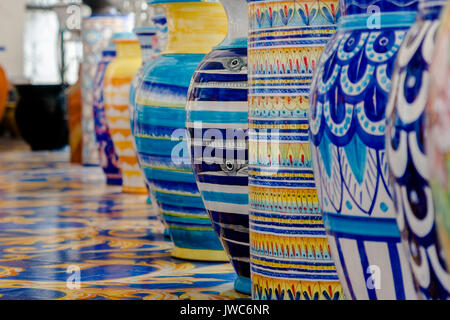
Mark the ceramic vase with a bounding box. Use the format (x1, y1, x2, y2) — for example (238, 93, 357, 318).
(133, 0, 228, 261)
(309, 0, 420, 299)
(0, 47, 8, 123)
(68, 65, 83, 164)
(426, 1, 450, 282)
(248, 0, 343, 300)
(186, 0, 250, 294)
(129, 27, 158, 148)
(81, 14, 134, 166)
(385, 0, 449, 299)
(93, 45, 122, 186)
(104, 33, 146, 194)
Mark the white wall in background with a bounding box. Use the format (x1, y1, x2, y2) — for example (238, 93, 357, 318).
(0, 0, 27, 82)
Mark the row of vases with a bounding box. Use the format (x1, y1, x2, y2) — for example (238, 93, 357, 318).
(82, 0, 450, 299)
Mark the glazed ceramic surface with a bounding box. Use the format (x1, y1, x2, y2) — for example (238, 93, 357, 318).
(104, 34, 146, 194)
(426, 1, 450, 279)
(68, 68, 83, 164)
(248, 0, 343, 300)
(386, 0, 449, 299)
(134, 0, 228, 261)
(309, 0, 419, 299)
(129, 27, 159, 145)
(93, 46, 122, 186)
(186, 0, 250, 294)
(81, 14, 134, 166)
(0, 47, 8, 123)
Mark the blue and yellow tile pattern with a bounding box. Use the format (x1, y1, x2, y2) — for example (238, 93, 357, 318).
(0, 140, 247, 300)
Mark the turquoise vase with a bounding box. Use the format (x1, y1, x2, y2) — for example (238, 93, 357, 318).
(133, 0, 229, 261)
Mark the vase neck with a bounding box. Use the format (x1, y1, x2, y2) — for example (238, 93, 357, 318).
(157, 2, 228, 54)
(115, 41, 141, 59)
(219, 0, 248, 48)
(339, 0, 419, 16)
(136, 31, 157, 64)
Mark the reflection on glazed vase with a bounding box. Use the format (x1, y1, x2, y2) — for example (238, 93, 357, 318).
(104, 33, 147, 194)
(134, 0, 228, 261)
(81, 14, 134, 166)
(93, 46, 122, 186)
(426, 1, 450, 280)
(386, 0, 449, 299)
(186, 0, 250, 294)
(309, 0, 420, 299)
(248, 0, 343, 300)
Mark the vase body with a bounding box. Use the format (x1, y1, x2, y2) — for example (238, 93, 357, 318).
(93, 46, 122, 186)
(0, 57, 8, 122)
(68, 66, 83, 164)
(426, 1, 450, 282)
(104, 35, 146, 193)
(386, 0, 449, 300)
(186, 0, 250, 294)
(81, 14, 134, 166)
(248, 0, 343, 300)
(15, 85, 69, 151)
(134, 0, 228, 261)
(309, 0, 420, 299)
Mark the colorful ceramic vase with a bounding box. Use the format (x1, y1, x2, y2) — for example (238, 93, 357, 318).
(93, 45, 122, 186)
(104, 32, 146, 194)
(248, 0, 343, 300)
(186, 0, 250, 294)
(0, 47, 8, 123)
(129, 27, 158, 147)
(426, 1, 450, 281)
(81, 14, 134, 166)
(309, 0, 420, 299)
(385, 0, 449, 299)
(134, 0, 228, 261)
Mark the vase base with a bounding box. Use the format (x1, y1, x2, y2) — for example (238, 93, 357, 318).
(171, 247, 229, 262)
(122, 186, 148, 194)
(234, 276, 251, 295)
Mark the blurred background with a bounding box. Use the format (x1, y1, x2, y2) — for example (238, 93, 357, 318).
(0, 0, 152, 144)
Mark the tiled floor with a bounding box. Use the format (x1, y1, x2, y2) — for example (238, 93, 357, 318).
(0, 138, 247, 300)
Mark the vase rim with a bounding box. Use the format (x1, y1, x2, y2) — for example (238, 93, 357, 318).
(133, 26, 158, 33)
(112, 32, 138, 43)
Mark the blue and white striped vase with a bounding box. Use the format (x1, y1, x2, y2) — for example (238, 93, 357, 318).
(309, 0, 420, 299)
(133, 0, 229, 261)
(385, 0, 450, 299)
(93, 45, 122, 186)
(186, 0, 251, 295)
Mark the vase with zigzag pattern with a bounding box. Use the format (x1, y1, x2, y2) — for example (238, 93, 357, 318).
(248, 0, 344, 300)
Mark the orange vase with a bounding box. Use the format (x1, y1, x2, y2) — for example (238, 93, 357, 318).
(104, 33, 146, 194)
(0, 63, 8, 123)
(68, 65, 83, 164)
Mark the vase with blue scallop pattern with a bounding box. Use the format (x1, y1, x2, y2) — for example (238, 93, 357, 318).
(248, 0, 344, 300)
(186, 0, 251, 295)
(309, 0, 420, 300)
(385, 0, 449, 300)
(133, 0, 229, 261)
(93, 45, 122, 186)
